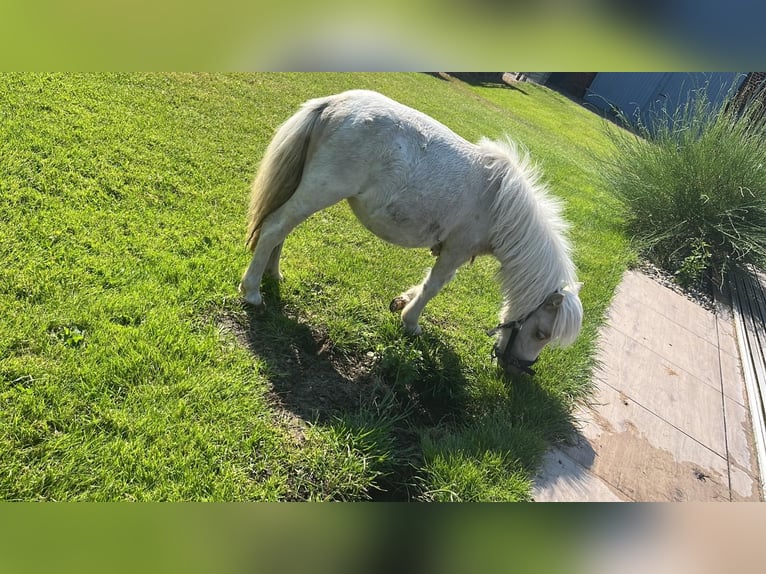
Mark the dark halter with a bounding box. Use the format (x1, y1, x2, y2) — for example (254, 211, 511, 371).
(486, 292, 560, 376)
(487, 318, 537, 376)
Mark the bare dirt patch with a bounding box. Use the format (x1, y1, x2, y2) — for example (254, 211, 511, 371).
(216, 303, 382, 423)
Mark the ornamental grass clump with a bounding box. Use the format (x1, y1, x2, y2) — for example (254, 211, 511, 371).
(604, 81, 766, 288)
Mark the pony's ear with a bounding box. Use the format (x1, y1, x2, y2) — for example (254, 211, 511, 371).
(545, 291, 565, 309)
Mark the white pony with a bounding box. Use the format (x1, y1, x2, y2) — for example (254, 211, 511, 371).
(239, 90, 583, 375)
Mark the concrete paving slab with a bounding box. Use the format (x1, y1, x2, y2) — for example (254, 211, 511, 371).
(730, 464, 762, 501)
(724, 396, 759, 477)
(715, 298, 741, 359)
(719, 345, 748, 407)
(561, 382, 731, 502)
(617, 270, 718, 346)
(607, 294, 721, 389)
(533, 268, 762, 502)
(597, 326, 726, 457)
(533, 448, 626, 502)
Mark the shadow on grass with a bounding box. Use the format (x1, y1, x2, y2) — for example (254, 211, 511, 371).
(218, 279, 580, 500)
(425, 72, 529, 94)
(226, 279, 468, 424)
(217, 279, 469, 499)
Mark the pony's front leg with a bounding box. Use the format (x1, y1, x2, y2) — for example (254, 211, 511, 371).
(391, 249, 469, 335)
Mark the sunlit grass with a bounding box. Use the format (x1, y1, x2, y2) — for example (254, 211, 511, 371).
(0, 73, 631, 500)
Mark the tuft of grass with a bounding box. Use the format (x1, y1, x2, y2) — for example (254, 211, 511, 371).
(602, 79, 766, 287)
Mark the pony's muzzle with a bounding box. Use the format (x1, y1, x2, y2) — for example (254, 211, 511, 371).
(489, 324, 537, 377)
(501, 357, 537, 377)
(492, 343, 537, 376)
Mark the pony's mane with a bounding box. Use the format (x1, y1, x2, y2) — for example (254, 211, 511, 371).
(479, 137, 582, 346)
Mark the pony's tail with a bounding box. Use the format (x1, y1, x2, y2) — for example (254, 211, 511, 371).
(245, 98, 329, 250)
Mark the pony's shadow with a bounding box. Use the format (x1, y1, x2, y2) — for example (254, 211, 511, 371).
(418, 369, 586, 498)
(226, 280, 582, 500)
(231, 278, 470, 426)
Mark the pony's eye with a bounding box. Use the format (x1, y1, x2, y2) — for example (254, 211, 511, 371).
(536, 331, 549, 341)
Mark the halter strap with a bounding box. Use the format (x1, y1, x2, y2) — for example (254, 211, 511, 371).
(486, 318, 523, 337)
(487, 288, 562, 336)
(490, 325, 537, 375)
(486, 289, 562, 376)
(488, 315, 537, 376)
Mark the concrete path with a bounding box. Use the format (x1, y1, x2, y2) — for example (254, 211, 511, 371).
(533, 270, 763, 502)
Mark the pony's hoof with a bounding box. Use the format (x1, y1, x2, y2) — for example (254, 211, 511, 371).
(389, 295, 410, 313)
(242, 297, 266, 312)
(403, 322, 422, 336)
(240, 290, 264, 308)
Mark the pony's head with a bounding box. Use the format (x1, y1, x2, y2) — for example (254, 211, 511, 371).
(491, 283, 583, 376)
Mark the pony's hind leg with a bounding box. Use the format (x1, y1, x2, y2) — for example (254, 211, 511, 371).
(239, 211, 301, 306)
(239, 178, 351, 307)
(264, 242, 284, 280)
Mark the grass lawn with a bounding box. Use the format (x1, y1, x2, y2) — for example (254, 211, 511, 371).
(0, 73, 631, 500)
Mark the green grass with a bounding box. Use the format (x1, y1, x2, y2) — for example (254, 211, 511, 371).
(0, 73, 631, 500)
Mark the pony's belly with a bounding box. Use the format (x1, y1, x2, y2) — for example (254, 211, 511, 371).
(346, 196, 443, 248)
